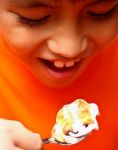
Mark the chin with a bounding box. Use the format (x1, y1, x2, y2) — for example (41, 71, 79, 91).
(38, 75, 79, 89)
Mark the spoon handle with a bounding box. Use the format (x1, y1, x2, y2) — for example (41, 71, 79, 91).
(42, 138, 50, 144)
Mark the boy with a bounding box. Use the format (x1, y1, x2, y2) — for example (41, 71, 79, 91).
(0, 0, 118, 149)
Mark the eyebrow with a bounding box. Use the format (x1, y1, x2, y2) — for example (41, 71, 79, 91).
(8, 0, 117, 8)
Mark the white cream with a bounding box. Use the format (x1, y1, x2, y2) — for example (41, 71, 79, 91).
(51, 99, 99, 144)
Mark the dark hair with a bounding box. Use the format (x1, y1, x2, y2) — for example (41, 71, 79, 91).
(54, 0, 87, 5)
(54, 0, 80, 4)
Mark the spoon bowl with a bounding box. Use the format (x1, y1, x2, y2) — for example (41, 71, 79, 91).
(42, 132, 89, 145)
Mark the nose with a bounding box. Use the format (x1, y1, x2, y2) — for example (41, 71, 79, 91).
(47, 24, 88, 58)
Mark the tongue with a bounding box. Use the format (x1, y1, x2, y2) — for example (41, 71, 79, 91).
(41, 59, 75, 72)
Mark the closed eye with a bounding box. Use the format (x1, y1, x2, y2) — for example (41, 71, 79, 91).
(17, 14, 51, 27)
(87, 4, 117, 20)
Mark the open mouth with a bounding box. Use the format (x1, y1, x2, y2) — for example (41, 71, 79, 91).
(37, 58, 84, 79)
(40, 58, 83, 72)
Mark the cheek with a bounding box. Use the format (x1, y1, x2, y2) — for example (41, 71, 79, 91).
(85, 21, 118, 49)
(2, 29, 39, 55)
(95, 28, 117, 45)
(0, 21, 46, 56)
(0, 12, 35, 55)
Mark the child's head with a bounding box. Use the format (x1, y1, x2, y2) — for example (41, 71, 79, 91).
(0, 0, 118, 87)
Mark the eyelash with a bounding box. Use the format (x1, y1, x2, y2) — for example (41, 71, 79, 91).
(17, 5, 117, 27)
(87, 5, 117, 21)
(18, 14, 51, 27)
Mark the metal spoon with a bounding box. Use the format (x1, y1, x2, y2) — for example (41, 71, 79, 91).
(42, 132, 89, 145)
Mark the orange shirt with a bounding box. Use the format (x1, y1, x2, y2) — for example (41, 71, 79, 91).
(0, 37, 118, 150)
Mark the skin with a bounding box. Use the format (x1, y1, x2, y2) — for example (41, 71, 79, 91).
(0, 119, 42, 150)
(0, 1, 118, 149)
(0, 0, 118, 88)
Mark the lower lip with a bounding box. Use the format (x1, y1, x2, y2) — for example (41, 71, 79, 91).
(41, 59, 83, 79)
(47, 67, 75, 79)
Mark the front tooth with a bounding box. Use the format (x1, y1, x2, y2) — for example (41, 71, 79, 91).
(54, 61, 65, 68)
(65, 61, 75, 67)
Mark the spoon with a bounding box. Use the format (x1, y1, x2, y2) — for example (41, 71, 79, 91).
(42, 132, 89, 145)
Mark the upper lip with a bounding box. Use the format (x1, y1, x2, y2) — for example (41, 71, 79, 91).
(38, 57, 82, 63)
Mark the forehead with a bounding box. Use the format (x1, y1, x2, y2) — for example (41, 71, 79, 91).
(4, 0, 81, 8)
(5, 0, 116, 7)
(6, 0, 100, 5)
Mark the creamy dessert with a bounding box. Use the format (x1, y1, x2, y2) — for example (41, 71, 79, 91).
(51, 99, 99, 144)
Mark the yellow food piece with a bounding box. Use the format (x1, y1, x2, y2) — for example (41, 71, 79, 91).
(76, 99, 94, 124)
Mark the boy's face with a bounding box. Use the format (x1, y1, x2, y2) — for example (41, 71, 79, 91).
(0, 0, 118, 87)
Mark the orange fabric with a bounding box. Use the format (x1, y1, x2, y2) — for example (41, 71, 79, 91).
(0, 37, 118, 150)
